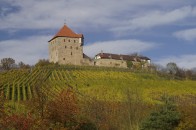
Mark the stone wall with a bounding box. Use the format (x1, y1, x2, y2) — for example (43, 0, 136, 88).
(81, 58, 94, 66)
(94, 59, 127, 68)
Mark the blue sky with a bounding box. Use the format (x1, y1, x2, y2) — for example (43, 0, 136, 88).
(0, 0, 196, 69)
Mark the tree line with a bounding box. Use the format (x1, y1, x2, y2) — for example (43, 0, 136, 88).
(151, 62, 196, 80)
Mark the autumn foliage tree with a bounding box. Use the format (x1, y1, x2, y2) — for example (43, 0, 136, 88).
(2, 114, 34, 130)
(46, 88, 79, 129)
(0, 91, 6, 128)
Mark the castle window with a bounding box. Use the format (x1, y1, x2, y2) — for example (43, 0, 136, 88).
(64, 39, 65, 42)
(68, 39, 70, 42)
(71, 52, 72, 55)
(70, 46, 72, 49)
(63, 58, 65, 60)
(76, 47, 78, 50)
(74, 40, 76, 43)
(65, 46, 67, 48)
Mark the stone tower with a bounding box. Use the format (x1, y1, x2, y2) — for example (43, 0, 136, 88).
(48, 25, 84, 65)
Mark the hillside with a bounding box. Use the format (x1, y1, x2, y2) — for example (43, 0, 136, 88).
(0, 66, 195, 103)
(0, 66, 196, 129)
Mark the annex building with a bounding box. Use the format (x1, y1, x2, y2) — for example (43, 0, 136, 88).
(48, 25, 151, 68)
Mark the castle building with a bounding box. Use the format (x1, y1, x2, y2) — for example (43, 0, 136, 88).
(48, 25, 151, 68)
(48, 24, 91, 65)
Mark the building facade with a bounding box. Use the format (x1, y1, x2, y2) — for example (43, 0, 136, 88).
(94, 53, 151, 68)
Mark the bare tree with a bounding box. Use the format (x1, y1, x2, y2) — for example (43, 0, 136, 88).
(166, 62, 179, 79)
(18, 61, 30, 69)
(1, 58, 15, 70)
(167, 62, 178, 75)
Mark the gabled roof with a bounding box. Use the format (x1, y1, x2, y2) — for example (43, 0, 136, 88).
(95, 53, 150, 61)
(49, 24, 83, 42)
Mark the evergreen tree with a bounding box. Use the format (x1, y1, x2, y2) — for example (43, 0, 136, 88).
(141, 95, 181, 130)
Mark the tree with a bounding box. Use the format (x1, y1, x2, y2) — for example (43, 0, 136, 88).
(166, 62, 180, 79)
(2, 113, 34, 130)
(167, 62, 178, 75)
(1, 58, 15, 70)
(46, 88, 79, 129)
(0, 90, 6, 128)
(141, 95, 181, 130)
(126, 61, 133, 68)
(35, 59, 54, 67)
(18, 61, 30, 69)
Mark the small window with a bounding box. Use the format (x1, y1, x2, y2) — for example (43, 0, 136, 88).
(71, 52, 72, 55)
(64, 39, 65, 42)
(76, 47, 78, 50)
(63, 58, 65, 60)
(65, 46, 67, 48)
(70, 46, 72, 49)
(74, 40, 76, 43)
(68, 39, 70, 42)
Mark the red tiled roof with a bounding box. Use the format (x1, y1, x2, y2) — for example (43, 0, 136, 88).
(95, 53, 150, 61)
(49, 25, 83, 42)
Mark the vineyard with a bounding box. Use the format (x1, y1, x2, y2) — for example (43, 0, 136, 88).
(0, 66, 196, 104)
(0, 66, 196, 129)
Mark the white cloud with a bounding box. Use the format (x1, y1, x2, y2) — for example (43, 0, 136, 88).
(173, 28, 196, 41)
(155, 54, 196, 69)
(83, 39, 157, 57)
(111, 6, 194, 32)
(0, 0, 194, 32)
(0, 35, 51, 65)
